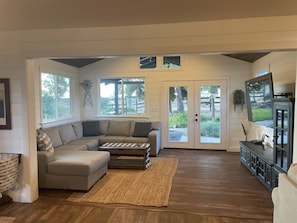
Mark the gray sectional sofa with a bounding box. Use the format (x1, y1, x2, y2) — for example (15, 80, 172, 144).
(37, 119, 161, 191)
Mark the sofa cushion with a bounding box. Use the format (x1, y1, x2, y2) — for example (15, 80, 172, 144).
(107, 120, 131, 136)
(72, 121, 83, 138)
(82, 120, 100, 136)
(69, 138, 98, 151)
(54, 144, 88, 151)
(48, 151, 110, 176)
(39, 127, 63, 148)
(37, 133, 54, 153)
(133, 122, 152, 137)
(59, 124, 77, 144)
(99, 120, 109, 135)
(122, 136, 149, 143)
(98, 136, 126, 145)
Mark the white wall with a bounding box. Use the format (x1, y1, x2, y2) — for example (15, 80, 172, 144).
(0, 15, 296, 203)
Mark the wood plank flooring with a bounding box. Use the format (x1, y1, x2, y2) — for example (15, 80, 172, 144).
(0, 149, 274, 223)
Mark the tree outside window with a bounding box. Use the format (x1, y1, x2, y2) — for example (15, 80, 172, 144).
(41, 72, 71, 122)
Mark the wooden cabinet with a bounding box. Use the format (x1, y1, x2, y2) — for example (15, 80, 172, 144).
(240, 141, 274, 191)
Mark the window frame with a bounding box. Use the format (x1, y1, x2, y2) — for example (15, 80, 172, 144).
(98, 77, 146, 117)
(40, 71, 73, 123)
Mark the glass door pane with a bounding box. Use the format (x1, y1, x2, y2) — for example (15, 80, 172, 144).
(168, 86, 188, 142)
(163, 80, 227, 150)
(199, 85, 221, 144)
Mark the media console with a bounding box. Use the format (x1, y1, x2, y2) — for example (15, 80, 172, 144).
(240, 141, 275, 191)
(240, 98, 294, 191)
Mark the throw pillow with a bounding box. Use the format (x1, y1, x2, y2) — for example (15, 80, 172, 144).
(133, 122, 152, 137)
(82, 120, 100, 136)
(37, 133, 54, 153)
(38, 126, 63, 148)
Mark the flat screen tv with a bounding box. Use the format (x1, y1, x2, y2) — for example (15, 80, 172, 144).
(245, 73, 274, 128)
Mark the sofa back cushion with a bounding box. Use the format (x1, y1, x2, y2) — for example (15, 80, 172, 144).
(82, 120, 100, 136)
(72, 121, 83, 138)
(38, 127, 63, 148)
(99, 120, 109, 135)
(59, 123, 77, 144)
(107, 120, 131, 136)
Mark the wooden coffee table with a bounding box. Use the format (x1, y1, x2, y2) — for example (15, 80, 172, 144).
(98, 142, 151, 169)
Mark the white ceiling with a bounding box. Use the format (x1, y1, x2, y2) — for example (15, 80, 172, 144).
(0, 0, 297, 31)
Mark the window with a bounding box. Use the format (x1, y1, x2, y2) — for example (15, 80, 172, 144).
(100, 78, 145, 116)
(139, 56, 156, 69)
(41, 72, 71, 122)
(163, 56, 181, 69)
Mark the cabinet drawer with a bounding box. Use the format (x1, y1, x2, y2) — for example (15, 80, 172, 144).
(240, 146, 251, 168)
(250, 152, 257, 175)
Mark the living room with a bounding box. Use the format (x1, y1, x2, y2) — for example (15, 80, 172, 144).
(0, 1, 296, 220)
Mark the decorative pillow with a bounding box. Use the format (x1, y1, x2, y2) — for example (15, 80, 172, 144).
(133, 122, 152, 137)
(38, 127, 63, 148)
(82, 120, 100, 136)
(107, 121, 131, 136)
(37, 133, 54, 153)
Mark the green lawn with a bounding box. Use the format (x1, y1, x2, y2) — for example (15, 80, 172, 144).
(252, 108, 272, 121)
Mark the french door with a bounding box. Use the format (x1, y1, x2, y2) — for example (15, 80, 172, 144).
(162, 80, 228, 150)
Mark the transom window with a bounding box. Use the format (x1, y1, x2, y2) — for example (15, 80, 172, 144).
(99, 78, 145, 116)
(41, 72, 71, 122)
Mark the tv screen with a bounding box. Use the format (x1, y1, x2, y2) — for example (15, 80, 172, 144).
(245, 73, 274, 128)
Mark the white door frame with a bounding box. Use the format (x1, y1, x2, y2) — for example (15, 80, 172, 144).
(162, 79, 229, 150)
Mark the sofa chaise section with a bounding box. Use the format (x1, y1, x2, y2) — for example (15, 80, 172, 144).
(38, 150, 109, 191)
(37, 123, 110, 191)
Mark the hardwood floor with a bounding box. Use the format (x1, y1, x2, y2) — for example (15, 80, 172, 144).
(0, 149, 273, 223)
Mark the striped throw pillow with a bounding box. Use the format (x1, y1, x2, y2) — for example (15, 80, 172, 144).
(37, 133, 54, 153)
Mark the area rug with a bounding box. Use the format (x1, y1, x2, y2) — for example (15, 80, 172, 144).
(68, 157, 178, 207)
(0, 217, 16, 223)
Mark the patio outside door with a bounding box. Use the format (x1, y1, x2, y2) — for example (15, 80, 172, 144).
(162, 80, 228, 150)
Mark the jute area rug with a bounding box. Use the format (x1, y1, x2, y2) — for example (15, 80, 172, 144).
(0, 217, 16, 223)
(68, 157, 178, 207)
